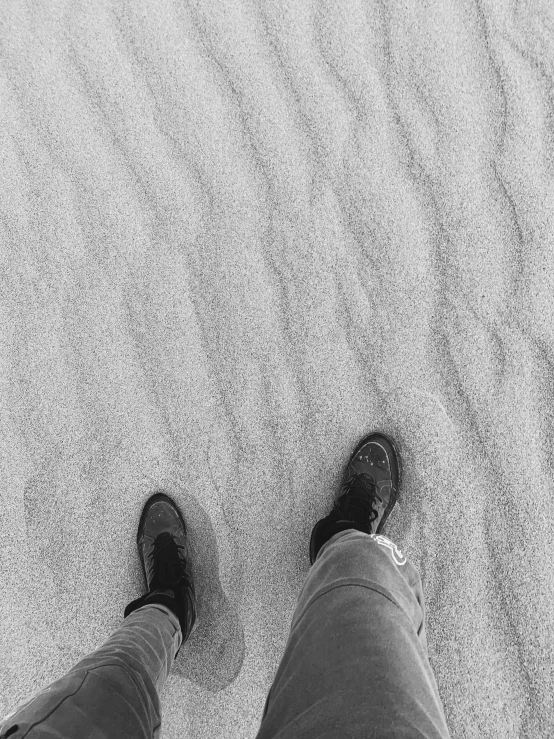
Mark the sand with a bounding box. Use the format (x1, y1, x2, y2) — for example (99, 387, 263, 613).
(1, 2, 554, 737)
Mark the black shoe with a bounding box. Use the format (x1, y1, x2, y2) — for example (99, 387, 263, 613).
(309, 432, 402, 565)
(124, 493, 196, 654)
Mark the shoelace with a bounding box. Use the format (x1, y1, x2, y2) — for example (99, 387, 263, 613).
(151, 533, 191, 590)
(336, 473, 381, 528)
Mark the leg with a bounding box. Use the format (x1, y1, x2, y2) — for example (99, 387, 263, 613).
(0, 604, 181, 739)
(256, 530, 451, 739)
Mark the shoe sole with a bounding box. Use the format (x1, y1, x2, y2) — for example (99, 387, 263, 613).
(309, 431, 402, 564)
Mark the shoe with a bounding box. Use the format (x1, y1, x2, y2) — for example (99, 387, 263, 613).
(124, 492, 197, 654)
(309, 431, 402, 565)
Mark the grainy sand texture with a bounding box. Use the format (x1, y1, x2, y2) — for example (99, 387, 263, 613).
(1, 2, 554, 738)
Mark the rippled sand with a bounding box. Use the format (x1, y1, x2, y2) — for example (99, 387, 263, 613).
(1, 2, 554, 737)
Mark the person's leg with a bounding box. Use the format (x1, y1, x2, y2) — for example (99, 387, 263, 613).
(256, 529, 451, 739)
(0, 604, 181, 739)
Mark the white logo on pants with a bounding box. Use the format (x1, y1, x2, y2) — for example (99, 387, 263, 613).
(369, 534, 407, 566)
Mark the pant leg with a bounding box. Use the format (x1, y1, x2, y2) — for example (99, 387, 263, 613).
(256, 529, 451, 739)
(0, 604, 182, 739)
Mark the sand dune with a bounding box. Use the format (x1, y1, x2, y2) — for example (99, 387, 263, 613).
(1, 1, 554, 737)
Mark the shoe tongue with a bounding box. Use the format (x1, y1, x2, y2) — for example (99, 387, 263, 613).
(152, 588, 175, 599)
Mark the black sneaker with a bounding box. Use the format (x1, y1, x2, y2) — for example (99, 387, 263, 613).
(309, 432, 402, 565)
(124, 492, 197, 653)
